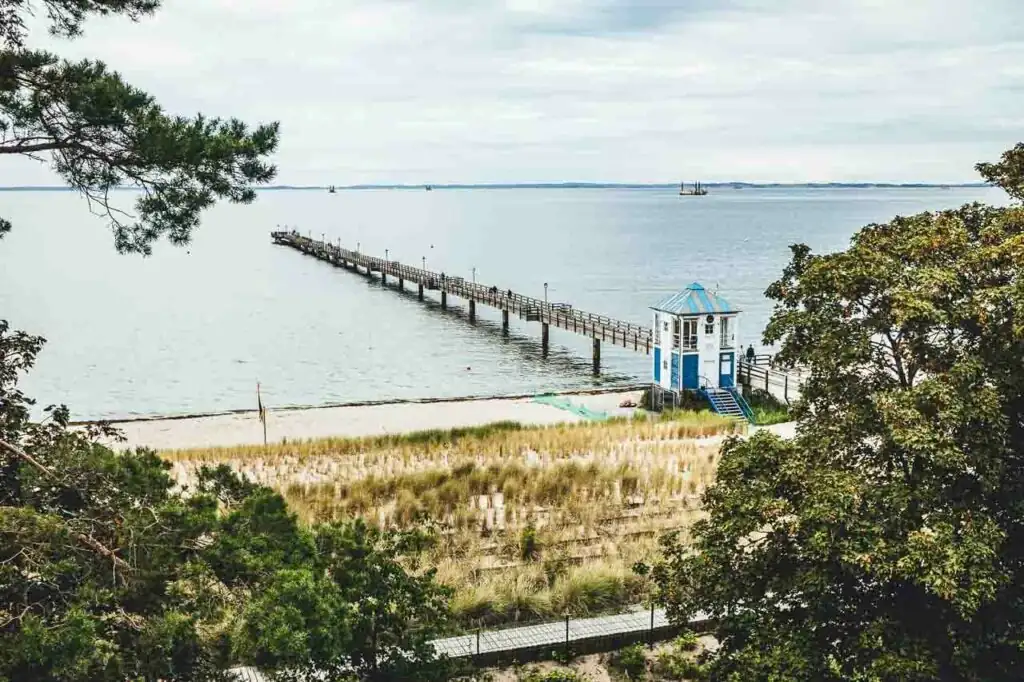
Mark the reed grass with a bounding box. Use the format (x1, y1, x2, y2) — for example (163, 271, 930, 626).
(161, 409, 736, 629)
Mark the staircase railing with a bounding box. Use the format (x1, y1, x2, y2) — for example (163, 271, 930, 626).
(728, 388, 756, 423)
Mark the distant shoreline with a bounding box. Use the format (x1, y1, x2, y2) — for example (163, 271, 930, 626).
(1, 183, 990, 192)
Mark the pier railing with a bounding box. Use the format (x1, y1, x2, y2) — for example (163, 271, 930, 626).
(737, 359, 804, 404)
(272, 231, 653, 355)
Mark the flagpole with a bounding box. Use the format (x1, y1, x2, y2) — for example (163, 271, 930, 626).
(258, 382, 267, 447)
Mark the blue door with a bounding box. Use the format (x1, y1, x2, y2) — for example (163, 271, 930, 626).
(653, 347, 661, 383)
(670, 352, 680, 388)
(719, 352, 735, 388)
(682, 354, 699, 389)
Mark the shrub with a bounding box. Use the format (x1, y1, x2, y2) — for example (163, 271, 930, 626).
(675, 631, 700, 652)
(607, 643, 647, 679)
(520, 667, 583, 682)
(741, 388, 791, 425)
(519, 524, 541, 561)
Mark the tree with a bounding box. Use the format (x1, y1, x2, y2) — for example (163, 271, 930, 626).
(0, 323, 452, 680)
(654, 146, 1024, 680)
(0, 0, 279, 253)
(239, 520, 452, 682)
(1, 3, 451, 679)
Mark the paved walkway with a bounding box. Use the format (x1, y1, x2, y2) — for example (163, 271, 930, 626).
(230, 606, 707, 680)
(432, 606, 669, 658)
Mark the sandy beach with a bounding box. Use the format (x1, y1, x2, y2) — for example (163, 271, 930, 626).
(110, 389, 647, 451)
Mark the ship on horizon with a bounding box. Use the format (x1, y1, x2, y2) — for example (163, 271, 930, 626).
(679, 181, 708, 196)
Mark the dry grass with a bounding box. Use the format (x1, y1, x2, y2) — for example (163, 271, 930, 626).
(163, 412, 739, 628)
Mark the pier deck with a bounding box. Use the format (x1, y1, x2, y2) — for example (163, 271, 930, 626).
(271, 231, 652, 372)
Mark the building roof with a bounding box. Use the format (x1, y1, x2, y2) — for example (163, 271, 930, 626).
(651, 282, 740, 315)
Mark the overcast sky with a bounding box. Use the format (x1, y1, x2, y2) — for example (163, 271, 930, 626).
(10, 0, 1024, 184)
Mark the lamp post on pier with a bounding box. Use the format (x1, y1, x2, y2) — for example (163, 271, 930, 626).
(422, 256, 426, 270)
(385, 248, 389, 262)
(357, 241, 360, 253)
(472, 267, 476, 284)
(544, 282, 548, 304)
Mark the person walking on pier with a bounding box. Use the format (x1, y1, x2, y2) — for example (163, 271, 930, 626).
(745, 344, 755, 364)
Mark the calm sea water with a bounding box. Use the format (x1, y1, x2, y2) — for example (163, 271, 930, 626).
(0, 186, 1003, 420)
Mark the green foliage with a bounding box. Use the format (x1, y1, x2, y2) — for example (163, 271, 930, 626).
(0, 321, 453, 680)
(741, 388, 791, 425)
(0, 0, 278, 254)
(650, 634, 705, 681)
(519, 523, 540, 561)
(673, 631, 699, 652)
(520, 667, 582, 682)
(654, 147, 1024, 680)
(976, 142, 1024, 201)
(0, 3, 447, 680)
(607, 643, 647, 679)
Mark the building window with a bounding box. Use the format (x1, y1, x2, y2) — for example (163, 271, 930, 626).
(704, 315, 715, 336)
(654, 314, 661, 344)
(663, 360, 668, 370)
(672, 317, 681, 349)
(720, 316, 733, 348)
(681, 318, 697, 350)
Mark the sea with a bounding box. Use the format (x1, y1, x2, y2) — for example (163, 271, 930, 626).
(0, 185, 1004, 421)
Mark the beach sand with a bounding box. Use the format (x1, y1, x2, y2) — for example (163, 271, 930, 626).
(110, 389, 646, 451)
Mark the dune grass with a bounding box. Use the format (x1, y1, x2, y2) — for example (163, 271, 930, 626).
(162, 409, 738, 629)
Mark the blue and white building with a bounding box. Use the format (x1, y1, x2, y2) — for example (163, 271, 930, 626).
(651, 283, 740, 392)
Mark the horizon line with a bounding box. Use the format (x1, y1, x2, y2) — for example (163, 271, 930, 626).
(0, 182, 991, 191)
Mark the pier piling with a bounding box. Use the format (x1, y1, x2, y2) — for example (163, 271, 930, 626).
(469, 299, 476, 322)
(418, 284, 424, 301)
(502, 309, 509, 334)
(542, 322, 550, 357)
(593, 337, 601, 375)
(441, 291, 448, 309)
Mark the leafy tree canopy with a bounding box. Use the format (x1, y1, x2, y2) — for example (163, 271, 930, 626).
(0, 323, 452, 681)
(1, 3, 451, 680)
(655, 146, 1024, 680)
(0, 0, 279, 253)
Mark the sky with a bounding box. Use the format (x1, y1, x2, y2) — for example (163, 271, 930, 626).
(8, 0, 1024, 185)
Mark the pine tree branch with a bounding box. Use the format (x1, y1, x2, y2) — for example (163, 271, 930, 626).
(0, 437, 131, 572)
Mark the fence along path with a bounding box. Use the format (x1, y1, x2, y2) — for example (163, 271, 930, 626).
(271, 231, 653, 371)
(230, 606, 710, 680)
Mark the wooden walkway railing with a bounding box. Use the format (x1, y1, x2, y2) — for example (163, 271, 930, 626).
(272, 231, 652, 372)
(737, 358, 804, 404)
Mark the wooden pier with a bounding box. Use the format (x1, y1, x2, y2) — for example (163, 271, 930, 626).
(271, 231, 652, 373)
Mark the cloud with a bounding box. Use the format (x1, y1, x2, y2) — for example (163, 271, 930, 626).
(6, 0, 1024, 184)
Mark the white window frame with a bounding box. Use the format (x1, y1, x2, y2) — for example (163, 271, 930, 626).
(681, 318, 698, 351)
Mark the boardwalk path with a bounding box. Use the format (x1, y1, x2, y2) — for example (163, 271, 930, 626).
(432, 606, 680, 658)
(231, 606, 707, 680)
